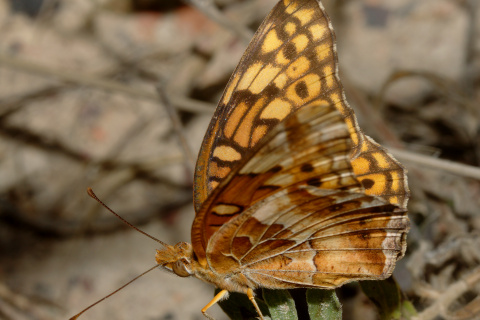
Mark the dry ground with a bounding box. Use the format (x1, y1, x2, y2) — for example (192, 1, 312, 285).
(1, 0, 480, 319)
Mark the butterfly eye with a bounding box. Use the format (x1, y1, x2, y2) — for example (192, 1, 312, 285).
(172, 260, 191, 277)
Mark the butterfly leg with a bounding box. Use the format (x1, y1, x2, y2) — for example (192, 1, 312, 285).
(201, 289, 229, 320)
(247, 288, 265, 320)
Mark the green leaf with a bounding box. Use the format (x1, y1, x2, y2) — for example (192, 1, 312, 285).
(216, 289, 270, 320)
(360, 277, 416, 320)
(262, 289, 298, 320)
(217, 288, 348, 320)
(400, 299, 418, 318)
(306, 289, 342, 320)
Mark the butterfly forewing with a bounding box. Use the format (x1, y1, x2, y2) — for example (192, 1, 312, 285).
(194, 0, 343, 211)
(350, 137, 409, 208)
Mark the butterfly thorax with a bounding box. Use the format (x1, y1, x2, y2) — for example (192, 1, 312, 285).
(194, 265, 256, 294)
(156, 242, 254, 293)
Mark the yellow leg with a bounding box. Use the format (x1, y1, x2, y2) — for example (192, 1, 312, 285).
(201, 289, 229, 320)
(247, 288, 265, 320)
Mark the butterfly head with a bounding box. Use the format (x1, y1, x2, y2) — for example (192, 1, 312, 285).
(155, 242, 195, 278)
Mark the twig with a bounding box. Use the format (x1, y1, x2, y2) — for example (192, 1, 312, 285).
(464, 0, 478, 96)
(185, 0, 253, 44)
(0, 283, 57, 320)
(388, 147, 480, 180)
(0, 85, 66, 118)
(412, 266, 480, 320)
(157, 86, 196, 173)
(0, 121, 184, 183)
(0, 54, 214, 114)
(447, 295, 480, 320)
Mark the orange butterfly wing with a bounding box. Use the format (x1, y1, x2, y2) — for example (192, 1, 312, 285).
(192, 0, 409, 269)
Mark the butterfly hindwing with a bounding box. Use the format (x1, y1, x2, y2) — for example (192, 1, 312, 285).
(208, 186, 408, 289)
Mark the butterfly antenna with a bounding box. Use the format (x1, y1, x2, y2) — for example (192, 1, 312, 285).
(69, 263, 161, 320)
(86, 188, 169, 248)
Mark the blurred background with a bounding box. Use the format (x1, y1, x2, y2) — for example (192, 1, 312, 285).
(0, 0, 479, 319)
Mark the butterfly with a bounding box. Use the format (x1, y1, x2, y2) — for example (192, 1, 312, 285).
(73, 0, 410, 319)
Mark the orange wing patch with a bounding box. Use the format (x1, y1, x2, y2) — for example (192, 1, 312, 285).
(263, 29, 283, 53)
(212, 145, 241, 162)
(261, 98, 292, 120)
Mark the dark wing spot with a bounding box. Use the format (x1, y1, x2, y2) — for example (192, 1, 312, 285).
(362, 178, 375, 190)
(269, 165, 283, 173)
(359, 233, 370, 240)
(307, 178, 322, 187)
(208, 176, 223, 183)
(283, 43, 297, 60)
(295, 81, 309, 99)
(264, 82, 281, 97)
(301, 163, 314, 172)
(329, 204, 343, 212)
